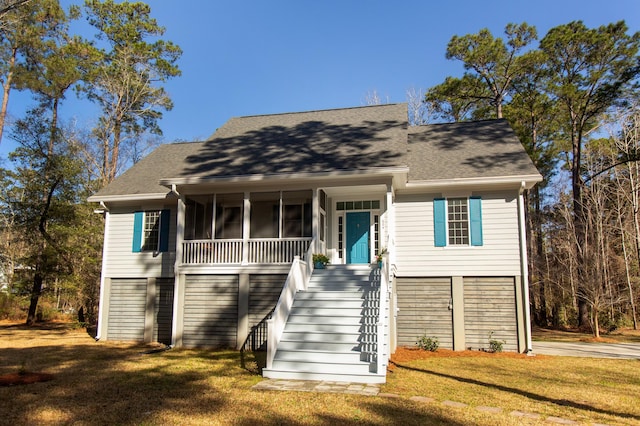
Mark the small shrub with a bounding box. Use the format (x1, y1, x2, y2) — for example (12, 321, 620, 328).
(416, 335, 439, 352)
(488, 331, 505, 353)
(312, 253, 329, 265)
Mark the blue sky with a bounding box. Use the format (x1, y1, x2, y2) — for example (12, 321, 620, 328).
(1, 0, 639, 160)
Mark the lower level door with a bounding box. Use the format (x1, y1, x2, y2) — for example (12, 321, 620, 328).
(346, 212, 370, 264)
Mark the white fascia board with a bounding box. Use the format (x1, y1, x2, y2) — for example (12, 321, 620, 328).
(87, 192, 170, 203)
(404, 174, 543, 192)
(159, 167, 410, 187)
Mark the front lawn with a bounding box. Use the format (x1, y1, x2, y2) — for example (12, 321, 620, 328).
(1, 322, 638, 425)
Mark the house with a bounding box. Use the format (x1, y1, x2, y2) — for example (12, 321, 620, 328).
(89, 103, 542, 383)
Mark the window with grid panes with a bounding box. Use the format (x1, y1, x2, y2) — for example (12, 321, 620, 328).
(447, 198, 469, 245)
(143, 211, 161, 251)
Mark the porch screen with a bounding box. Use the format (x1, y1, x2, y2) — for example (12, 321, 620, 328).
(215, 193, 243, 239)
(282, 190, 312, 237)
(250, 192, 279, 238)
(185, 196, 213, 240)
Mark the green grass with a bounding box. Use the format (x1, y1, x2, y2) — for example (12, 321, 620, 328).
(1, 322, 639, 425)
(533, 326, 640, 343)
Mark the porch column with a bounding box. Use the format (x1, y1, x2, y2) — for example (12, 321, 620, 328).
(96, 210, 110, 340)
(385, 184, 395, 266)
(312, 188, 319, 253)
(451, 276, 465, 351)
(172, 195, 186, 347)
(242, 192, 250, 265)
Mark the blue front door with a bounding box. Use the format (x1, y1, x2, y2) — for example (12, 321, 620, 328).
(346, 212, 370, 264)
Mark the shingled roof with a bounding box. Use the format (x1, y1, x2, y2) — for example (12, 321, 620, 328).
(90, 104, 540, 200)
(407, 119, 540, 182)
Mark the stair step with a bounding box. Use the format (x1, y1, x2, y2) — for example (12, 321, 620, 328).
(276, 340, 360, 352)
(262, 369, 386, 384)
(270, 359, 373, 375)
(282, 331, 360, 342)
(274, 349, 364, 363)
(298, 290, 366, 299)
(284, 323, 364, 333)
(292, 299, 364, 309)
(286, 313, 363, 324)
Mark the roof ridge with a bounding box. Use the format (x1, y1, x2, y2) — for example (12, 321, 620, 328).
(231, 103, 406, 120)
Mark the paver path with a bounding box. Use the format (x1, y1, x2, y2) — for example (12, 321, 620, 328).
(533, 341, 640, 359)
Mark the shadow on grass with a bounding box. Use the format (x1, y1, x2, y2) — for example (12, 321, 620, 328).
(0, 325, 466, 425)
(390, 360, 640, 422)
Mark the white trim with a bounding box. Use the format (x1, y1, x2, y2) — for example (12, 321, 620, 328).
(88, 193, 170, 203)
(159, 167, 410, 186)
(95, 210, 110, 340)
(518, 182, 534, 353)
(404, 174, 543, 191)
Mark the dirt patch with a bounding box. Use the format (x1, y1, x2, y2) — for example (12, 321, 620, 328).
(0, 372, 54, 386)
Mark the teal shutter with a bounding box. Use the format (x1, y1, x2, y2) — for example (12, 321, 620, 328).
(132, 211, 143, 252)
(433, 198, 446, 247)
(469, 197, 483, 246)
(159, 209, 171, 252)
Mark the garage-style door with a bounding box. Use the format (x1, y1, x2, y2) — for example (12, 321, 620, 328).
(107, 278, 147, 341)
(183, 275, 238, 348)
(396, 277, 453, 348)
(464, 277, 518, 352)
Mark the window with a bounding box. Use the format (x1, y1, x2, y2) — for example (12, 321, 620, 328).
(336, 200, 380, 210)
(133, 210, 170, 252)
(433, 197, 483, 247)
(447, 198, 469, 245)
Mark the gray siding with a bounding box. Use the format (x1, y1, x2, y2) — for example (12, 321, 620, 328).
(464, 277, 518, 352)
(183, 275, 238, 348)
(153, 278, 174, 345)
(107, 278, 147, 341)
(396, 277, 453, 349)
(394, 191, 521, 277)
(249, 274, 286, 327)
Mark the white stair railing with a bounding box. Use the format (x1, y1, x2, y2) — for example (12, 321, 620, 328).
(377, 256, 390, 374)
(265, 240, 315, 369)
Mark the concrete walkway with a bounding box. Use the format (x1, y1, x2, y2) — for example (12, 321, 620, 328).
(253, 379, 380, 395)
(533, 341, 640, 359)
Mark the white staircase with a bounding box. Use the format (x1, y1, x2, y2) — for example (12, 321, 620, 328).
(262, 265, 386, 384)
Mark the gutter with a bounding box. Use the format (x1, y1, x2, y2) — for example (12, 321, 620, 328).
(87, 192, 171, 203)
(158, 167, 411, 187)
(405, 174, 543, 191)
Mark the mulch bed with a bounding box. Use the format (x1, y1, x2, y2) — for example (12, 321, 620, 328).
(390, 347, 535, 364)
(0, 372, 54, 386)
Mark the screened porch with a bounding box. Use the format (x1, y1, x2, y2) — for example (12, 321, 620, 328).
(179, 190, 326, 265)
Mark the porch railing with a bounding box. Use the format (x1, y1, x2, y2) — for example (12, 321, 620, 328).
(360, 256, 390, 374)
(182, 238, 312, 265)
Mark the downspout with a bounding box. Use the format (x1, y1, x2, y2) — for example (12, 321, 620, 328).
(518, 181, 533, 354)
(95, 202, 110, 340)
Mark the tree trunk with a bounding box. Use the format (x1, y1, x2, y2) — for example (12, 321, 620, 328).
(572, 125, 590, 329)
(0, 47, 16, 145)
(26, 270, 44, 326)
